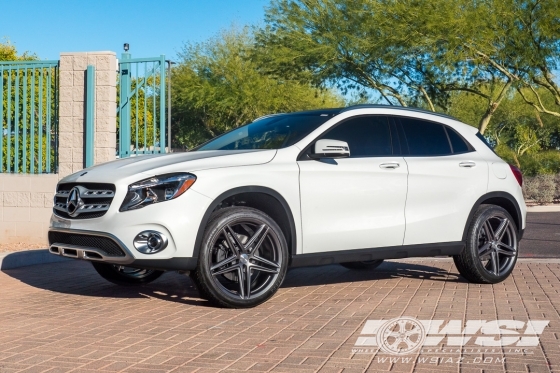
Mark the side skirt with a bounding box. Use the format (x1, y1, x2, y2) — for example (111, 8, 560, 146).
(290, 242, 465, 268)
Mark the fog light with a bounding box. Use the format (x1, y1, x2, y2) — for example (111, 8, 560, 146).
(133, 231, 168, 254)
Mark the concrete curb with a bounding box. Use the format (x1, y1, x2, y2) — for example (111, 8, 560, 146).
(0, 249, 70, 270)
(526, 205, 560, 212)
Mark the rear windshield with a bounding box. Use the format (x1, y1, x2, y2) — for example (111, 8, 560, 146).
(196, 113, 336, 151)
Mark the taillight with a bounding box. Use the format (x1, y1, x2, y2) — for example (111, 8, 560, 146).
(509, 164, 523, 186)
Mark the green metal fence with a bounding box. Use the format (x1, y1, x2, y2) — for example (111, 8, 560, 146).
(0, 60, 59, 173)
(117, 53, 166, 158)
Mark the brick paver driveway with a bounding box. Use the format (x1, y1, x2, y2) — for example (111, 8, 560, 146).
(1, 259, 560, 373)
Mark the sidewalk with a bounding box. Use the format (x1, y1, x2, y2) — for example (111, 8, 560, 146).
(1, 258, 559, 373)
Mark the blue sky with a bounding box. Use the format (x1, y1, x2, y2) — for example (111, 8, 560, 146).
(0, 0, 268, 61)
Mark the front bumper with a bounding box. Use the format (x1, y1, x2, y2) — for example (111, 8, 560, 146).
(48, 228, 199, 271)
(48, 188, 212, 271)
(48, 228, 135, 264)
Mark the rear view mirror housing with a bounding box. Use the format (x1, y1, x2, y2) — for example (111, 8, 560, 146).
(309, 139, 350, 159)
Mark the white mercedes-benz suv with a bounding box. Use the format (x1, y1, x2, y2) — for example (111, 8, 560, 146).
(49, 105, 526, 308)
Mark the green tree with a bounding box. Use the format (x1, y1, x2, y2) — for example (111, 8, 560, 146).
(171, 27, 343, 149)
(257, 0, 560, 134)
(447, 88, 560, 175)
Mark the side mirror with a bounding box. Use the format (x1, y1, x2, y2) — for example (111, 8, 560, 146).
(310, 139, 350, 159)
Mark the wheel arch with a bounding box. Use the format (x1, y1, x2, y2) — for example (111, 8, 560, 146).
(462, 191, 523, 241)
(192, 186, 297, 260)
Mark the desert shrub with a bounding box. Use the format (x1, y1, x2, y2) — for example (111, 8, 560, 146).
(523, 174, 557, 205)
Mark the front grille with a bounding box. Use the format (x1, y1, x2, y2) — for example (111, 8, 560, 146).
(53, 183, 116, 220)
(48, 231, 126, 257)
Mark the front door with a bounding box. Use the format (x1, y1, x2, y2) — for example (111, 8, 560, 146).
(298, 116, 408, 254)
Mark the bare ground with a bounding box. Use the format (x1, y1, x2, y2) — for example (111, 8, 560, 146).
(0, 243, 46, 253)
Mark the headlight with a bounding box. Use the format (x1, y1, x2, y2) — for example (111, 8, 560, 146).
(120, 173, 196, 212)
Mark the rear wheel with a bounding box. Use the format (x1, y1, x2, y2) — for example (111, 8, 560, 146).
(453, 205, 518, 284)
(340, 259, 384, 270)
(91, 262, 164, 286)
(194, 207, 289, 308)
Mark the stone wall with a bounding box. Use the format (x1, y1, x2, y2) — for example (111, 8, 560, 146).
(0, 174, 59, 244)
(59, 51, 117, 177)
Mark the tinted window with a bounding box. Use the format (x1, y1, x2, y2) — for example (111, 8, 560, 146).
(399, 118, 451, 156)
(196, 113, 336, 151)
(446, 127, 471, 153)
(318, 116, 392, 157)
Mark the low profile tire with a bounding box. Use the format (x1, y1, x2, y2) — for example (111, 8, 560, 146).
(91, 262, 164, 286)
(453, 205, 519, 284)
(194, 207, 289, 308)
(340, 259, 384, 270)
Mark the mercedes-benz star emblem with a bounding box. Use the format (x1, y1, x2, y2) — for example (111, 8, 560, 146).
(66, 187, 84, 217)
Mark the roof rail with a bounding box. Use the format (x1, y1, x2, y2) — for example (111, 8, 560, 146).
(340, 104, 459, 121)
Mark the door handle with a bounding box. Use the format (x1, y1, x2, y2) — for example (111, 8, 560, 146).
(459, 161, 476, 168)
(379, 162, 400, 169)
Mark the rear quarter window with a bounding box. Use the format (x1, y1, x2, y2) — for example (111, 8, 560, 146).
(399, 118, 452, 156)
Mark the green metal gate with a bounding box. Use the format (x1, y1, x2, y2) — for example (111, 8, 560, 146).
(0, 60, 59, 173)
(117, 53, 166, 158)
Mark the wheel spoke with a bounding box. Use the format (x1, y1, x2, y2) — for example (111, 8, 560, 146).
(212, 263, 240, 276)
(237, 266, 245, 299)
(494, 218, 509, 241)
(244, 224, 268, 253)
(483, 221, 495, 240)
(252, 255, 280, 269)
(210, 255, 237, 271)
(496, 248, 516, 257)
(478, 242, 492, 257)
(490, 251, 499, 275)
(244, 266, 252, 299)
(249, 263, 279, 274)
(496, 242, 516, 257)
(223, 225, 242, 255)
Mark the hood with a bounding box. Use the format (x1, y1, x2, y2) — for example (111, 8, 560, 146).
(60, 149, 277, 184)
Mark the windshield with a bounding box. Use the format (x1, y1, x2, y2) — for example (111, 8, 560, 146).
(195, 112, 337, 151)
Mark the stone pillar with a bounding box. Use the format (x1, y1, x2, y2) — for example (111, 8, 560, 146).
(58, 51, 117, 177)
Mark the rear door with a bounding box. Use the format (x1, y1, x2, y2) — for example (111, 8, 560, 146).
(298, 115, 408, 253)
(393, 116, 488, 245)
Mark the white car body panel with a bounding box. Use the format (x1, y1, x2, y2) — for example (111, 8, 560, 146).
(298, 156, 408, 253)
(402, 153, 489, 245)
(60, 149, 277, 183)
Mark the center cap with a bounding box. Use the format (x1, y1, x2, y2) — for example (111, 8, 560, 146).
(66, 187, 84, 217)
(239, 254, 250, 265)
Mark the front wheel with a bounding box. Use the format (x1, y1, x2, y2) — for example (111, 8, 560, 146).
(193, 207, 289, 308)
(453, 205, 519, 284)
(91, 262, 164, 286)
